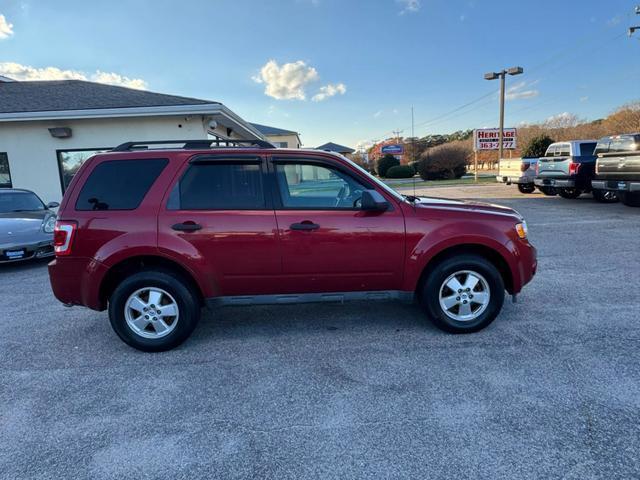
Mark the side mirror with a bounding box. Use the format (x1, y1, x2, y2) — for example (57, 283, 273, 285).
(361, 190, 389, 212)
(47, 201, 60, 209)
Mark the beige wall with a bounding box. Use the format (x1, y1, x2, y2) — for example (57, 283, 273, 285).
(0, 114, 236, 202)
(264, 133, 301, 148)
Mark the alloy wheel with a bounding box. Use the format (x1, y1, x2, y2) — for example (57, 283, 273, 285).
(124, 287, 180, 339)
(438, 270, 491, 322)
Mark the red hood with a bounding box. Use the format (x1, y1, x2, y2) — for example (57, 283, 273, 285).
(410, 196, 523, 220)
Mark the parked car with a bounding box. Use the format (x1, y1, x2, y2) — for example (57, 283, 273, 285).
(48, 140, 537, 351)
(0, 189, 59, 263)
(591, 133, 640, 207)
(533, 140, 618, 202)
(497, 157, 538, 194)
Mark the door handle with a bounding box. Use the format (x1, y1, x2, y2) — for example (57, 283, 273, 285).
(290, 221, 320, 231)
(171, 221, 202, 232)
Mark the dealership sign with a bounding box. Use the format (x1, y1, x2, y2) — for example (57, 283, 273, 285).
(381, 144, 404, 155)
(473, 128, 517, 151)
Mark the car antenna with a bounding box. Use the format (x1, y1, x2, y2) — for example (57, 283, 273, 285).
(412, 106, 417, 208)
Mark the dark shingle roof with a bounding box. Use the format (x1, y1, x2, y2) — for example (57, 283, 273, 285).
(316, 142, 355, 154)
(249, 123, 298, 136)
(0, 80, 218, 114)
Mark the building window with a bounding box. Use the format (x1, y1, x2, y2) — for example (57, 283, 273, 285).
(57, 149, 110, 192)
(274, 141, 289, 148)
(0, 153, 11, 188)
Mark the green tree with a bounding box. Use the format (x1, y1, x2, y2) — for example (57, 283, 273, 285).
(377, 154, 400, 177)
(521, 134, 555, 158)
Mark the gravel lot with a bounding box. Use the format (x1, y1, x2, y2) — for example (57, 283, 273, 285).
(1, 185, 639, 480)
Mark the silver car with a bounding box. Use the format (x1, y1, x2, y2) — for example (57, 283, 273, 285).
(0, 189, 59, 263)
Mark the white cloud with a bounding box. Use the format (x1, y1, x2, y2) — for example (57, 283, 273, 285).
(397, 0, 420, 15)
(311, 82, 346, 102)
(580, 96, 589, 102)
(91, 71, 148, 90)
(252, 60, 319, 100)
(0, 62, 148, 89)
(373, 110, 383, 118)
(0, 14, 14, 39)
(505, 80, 539, 100)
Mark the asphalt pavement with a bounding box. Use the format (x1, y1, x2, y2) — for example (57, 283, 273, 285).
(1, 185, 639, 479)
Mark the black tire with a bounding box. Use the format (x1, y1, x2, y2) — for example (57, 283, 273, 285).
(558, 188, 583, 199)
(420, 254, 505, 334)
(517, 183, 535, 194)
(538, 186, 558, 196)
(619, 191, 640, 207)
(108, 270, 201, 352)
(592, 189, 619, 203)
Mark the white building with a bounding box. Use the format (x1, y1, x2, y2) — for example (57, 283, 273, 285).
(0, 79, 266, 202)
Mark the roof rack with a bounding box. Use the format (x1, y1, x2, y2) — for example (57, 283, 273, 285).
(111, 138, 275, 152)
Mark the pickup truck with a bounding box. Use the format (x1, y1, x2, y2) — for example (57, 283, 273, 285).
(591, 133, 640, 207)
(496, 157, 537, 194)
(533, 140, 617, 202)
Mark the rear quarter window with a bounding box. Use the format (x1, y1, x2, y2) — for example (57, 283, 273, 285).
(75, 158, 168, 211)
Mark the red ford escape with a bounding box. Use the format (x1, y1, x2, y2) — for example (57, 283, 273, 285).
(48, 140, 537, 351)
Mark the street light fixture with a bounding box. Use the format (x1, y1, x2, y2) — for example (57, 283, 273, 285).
(484, 66, 524, 164)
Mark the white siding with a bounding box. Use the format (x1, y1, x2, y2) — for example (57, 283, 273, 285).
(0, 115, 212, 202)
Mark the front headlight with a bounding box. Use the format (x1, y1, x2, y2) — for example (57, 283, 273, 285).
(515, 221, 528, 239)
(43, 216, 57, 233)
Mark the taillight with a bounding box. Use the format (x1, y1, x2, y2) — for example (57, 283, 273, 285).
(53, 221, 77, 256)
(535, 162, 540, 175)
(521, 162, 530, 172)
(569, 162, 580, 176)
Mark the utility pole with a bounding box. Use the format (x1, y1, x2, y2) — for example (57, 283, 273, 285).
(484, 66, 523, 164)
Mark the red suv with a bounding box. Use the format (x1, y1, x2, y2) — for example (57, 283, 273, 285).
(48, 140, 537, 351)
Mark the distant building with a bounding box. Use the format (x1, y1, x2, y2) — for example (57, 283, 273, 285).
(0, 79, 266, 202)
(316, 142, 355, 158)
(250, 123, 302, 148)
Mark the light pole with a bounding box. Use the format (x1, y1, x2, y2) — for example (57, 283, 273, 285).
(484, 66, 523, 163)
(629, 5, 640, 37)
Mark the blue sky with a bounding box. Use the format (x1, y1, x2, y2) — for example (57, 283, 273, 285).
(1, 0, 639, 148)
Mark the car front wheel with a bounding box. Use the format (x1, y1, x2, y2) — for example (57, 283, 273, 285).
(108, 270, 201, 352)
(420, 255, 505, 333)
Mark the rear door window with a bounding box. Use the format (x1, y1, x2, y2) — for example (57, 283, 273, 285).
(75, 158, 168, 211)
(168, 161, 265, 210)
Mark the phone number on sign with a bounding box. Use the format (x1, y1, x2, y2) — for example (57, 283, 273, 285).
(478, 141, 515, 149)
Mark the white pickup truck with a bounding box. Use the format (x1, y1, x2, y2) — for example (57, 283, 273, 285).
(496, 157, 538, 194)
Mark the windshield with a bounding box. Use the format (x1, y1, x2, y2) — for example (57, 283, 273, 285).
(337, 154, 405, 202)
(0, 191, 46, 213)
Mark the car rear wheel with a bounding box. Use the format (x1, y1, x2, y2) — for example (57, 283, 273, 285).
(420, 255, 505, 333)
(592, 189, 619, 203)
(517, 183, 535, 194)
(558, 188, 583, 199)
(619, 191, 640, 207)
(538, 186, 558, 196)
(108, 270, 201, 352)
